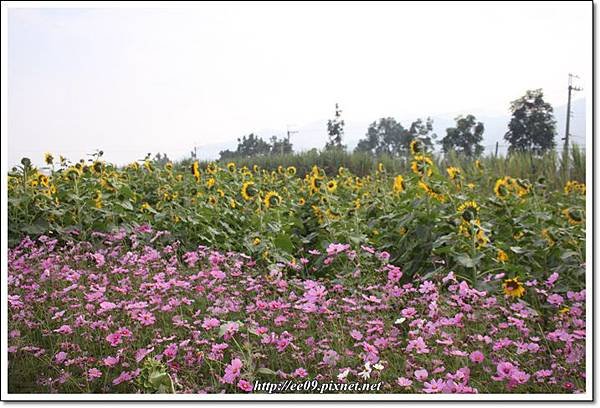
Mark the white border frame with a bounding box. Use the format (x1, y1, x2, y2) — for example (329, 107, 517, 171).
(0, 0, 594, 402)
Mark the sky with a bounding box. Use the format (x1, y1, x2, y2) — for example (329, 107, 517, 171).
(7, 2, 592, 166)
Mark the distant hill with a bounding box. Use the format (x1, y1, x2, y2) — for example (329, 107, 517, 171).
(196, 98, 585, 160)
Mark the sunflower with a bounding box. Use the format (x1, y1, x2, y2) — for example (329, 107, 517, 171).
(502, 277, 525, 298)
(44, 152, 54, 165)
(494, 177, 511, 199)
(564, 180, 586, 195)
(457, 201, 480, 223)
(253, 237, 261, 246)
(227, 162, 236, 172)
(475, 160, 484, 171)
(253, 165, 260, 173)
(563, 208, 583, 225)
(206, 178, 216, 189)
(497, 249, 508, 263)
(208, 195, 218, 205)
(128, 162, 140, 171)
(283, 166, 296, 177)
(164, 162, 173, 172)
(92, 161, 104, 174)
(65, 166, 82, 180)
(411, 155, 433, 178)
(326, 180, 338, 193)
(475, 228, 489, 248)
(418, 181, 445, 202)
(206, 162, 218, 175)
(410, 139, 424, 156)
(541, 228, 556, 246)
(217, 189, 225, 198)
(140, 202, 152, 213)
(241, 181, 258, 201)
(93, 190, 103, 209)
(191, 161, 201, 182)
(446, 166, 461, 181)
(338, 166, 348, 177)
(393, 175, 405, 194)
(264, 191, 282, 208)
(353, 198, 361, 209)
(309, 176, 322, 193)
(38, 174, 50, 188)
(298, 197, 306, 206)
(378, 163, 384, 173)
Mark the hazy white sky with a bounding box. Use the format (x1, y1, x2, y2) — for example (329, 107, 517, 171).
(7, 2, 592, 166)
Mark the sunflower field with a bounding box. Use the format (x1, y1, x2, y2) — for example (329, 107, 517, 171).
(6, 144, 588, 394)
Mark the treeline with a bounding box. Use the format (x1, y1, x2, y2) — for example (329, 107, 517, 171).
(214, 88, 560, 161)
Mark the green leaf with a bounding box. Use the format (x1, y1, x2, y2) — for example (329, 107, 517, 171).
(274, 234, 294, 253)
(256, 367, 277, 376)
(454, 253, 478, 268)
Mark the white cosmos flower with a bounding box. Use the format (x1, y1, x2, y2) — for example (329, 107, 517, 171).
(373, 363, 384, 371)
(337, 368, 350, 381)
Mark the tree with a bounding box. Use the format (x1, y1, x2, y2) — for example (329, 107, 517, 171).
(354, 117, 436, 156)
(440, 115, 485, 157)
(504, 89, 556, 154)
(270, 136, 293, 155)
(325, 103, 346, 150)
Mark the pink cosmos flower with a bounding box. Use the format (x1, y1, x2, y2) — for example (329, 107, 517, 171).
(54, 325, 73, 335)
(423, 379, 445, 393)
(547, 294, 564, 306)
(202, 317, 220, 330)
(103, 356, 119, 367)
(88, 368, 102, 380)
(469, 350, 485, 364)
(138, 311, 156, 326)
(494, 361, 515, 380)
(397, 377, 413, 387)
(223, 358, 243, 384)
(293, 368, 308, 378)
(238, 379, 253, 392)
(350, 330, 363, 341)
(106, 332, 123, 347)
(414, 369, 428, 382)
(54, 351, 68, 364)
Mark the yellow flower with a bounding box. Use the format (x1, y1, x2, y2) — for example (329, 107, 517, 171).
(217, 189, 225, 198)
(446, 166, 461, 181)
(378, 163, 384, 173)
(559, 306, 570, 315)
(38, 174, 50, 188)
(494, 177, 511, 199)
(476, 228, 489, 248)
(410, 139, 426, 156)
(502, 277, 525, 298)
(326, 180, 337, 193)
(497, 249, 508, 263)
(191, 161, 201, 182)
(227, 162, 236, 172)
(230, 198, 237, 208)
(475, 159, 483, 171)
(65, 166, 82, 180)
(164, 162, 173, 171)
(457, 201, 480, 223)
(92, 161, 104, 174)
(467, 182, 475, 189)
(207, 195, 218, 205)
(353, 198, 361, 209)
(418, 181, 445, 202)
(206, 178, 216, 189)
(264, 191, 282, 208)
(411, 155, 433, 178)
(393, 175, 405, 194)
(309, 176, 322, 194)
(298, 198, 306, 206)
(44, 152, 54, 165)
(541, 228, 555, 246)
(241, 182, 258, 201)
(140, 202, 152, 213)
(286, 166, 297, 176)
(253, 164, 260, 173)
(562, 208, 583, 225)
(253, 237, 261, 246)
(564, 180, 586, 195)
(144, 160, 153, 172)
(93, 190, 103, 209)
(206, 162, 218, 175)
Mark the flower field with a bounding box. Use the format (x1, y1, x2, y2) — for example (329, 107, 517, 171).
(7, 147, 587, 394)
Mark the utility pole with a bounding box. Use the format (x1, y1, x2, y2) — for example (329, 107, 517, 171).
(562, 73, 582, 176)
(495, 141, 499, 158)
(286, 125, 298, 155)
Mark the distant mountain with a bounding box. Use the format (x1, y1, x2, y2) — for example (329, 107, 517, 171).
(197, 98, 585, 159)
